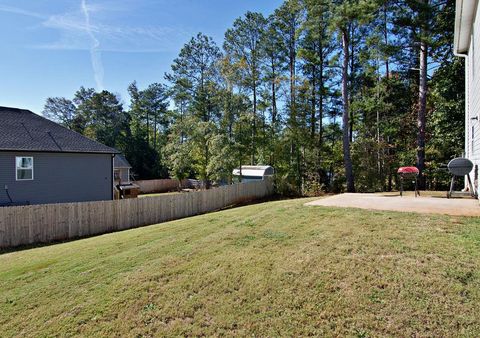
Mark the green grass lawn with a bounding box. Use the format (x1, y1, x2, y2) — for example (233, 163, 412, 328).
(1, 198, 479, 337)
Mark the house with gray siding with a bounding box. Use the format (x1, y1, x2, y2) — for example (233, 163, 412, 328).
(0, 106, 119, 206)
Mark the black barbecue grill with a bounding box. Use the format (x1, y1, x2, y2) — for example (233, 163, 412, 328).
(446, 157, 477, 198)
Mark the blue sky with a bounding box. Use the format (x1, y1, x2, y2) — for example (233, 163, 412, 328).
(0, 0, 283, 113)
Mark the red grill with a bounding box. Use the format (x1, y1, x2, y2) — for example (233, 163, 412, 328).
(397, 166, 419, 197)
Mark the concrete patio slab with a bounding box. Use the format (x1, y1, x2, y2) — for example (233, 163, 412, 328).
(305, 193, 480, 216)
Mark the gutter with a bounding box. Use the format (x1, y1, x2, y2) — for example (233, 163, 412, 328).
(454, 0, 465, 56)
(454, 0, 479, 56)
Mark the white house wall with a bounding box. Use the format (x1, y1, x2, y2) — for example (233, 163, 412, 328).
(466, 6, 480, 193)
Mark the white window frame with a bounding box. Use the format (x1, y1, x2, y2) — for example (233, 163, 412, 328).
(15, 156, 34, 181)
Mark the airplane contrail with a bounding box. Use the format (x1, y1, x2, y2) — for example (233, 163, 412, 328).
(81, 0, 104, 91)
(0, 4, 45, 19)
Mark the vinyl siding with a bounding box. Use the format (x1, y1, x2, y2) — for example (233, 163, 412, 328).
(0, 152, 112, 205)
(466, 5, 480, 193)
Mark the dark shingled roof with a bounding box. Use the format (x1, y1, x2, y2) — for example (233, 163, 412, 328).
(0, 106, 119, 154)
(114, 154, 132, 168)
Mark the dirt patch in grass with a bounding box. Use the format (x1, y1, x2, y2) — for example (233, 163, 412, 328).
(1, 198, 479, 336)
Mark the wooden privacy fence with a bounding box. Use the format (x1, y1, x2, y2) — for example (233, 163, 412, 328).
(0, 180, 274, 249)
(135, 178, 189, 194)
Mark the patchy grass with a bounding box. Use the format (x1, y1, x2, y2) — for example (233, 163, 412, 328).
(1, 198, 480, 336)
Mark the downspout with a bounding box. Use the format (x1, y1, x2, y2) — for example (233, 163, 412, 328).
(453, 52, 468, 191)
(4, 185, 13, 204)
(112, 154, 115, 200)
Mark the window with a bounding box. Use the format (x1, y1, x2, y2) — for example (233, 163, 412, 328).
(16, 157, 33, 180)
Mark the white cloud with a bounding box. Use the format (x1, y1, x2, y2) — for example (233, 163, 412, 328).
(0, 4, 45, 19)
(43, 13, 91, 32)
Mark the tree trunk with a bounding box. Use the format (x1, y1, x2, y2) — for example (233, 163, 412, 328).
(205, 144, 210, 189)
(153, 111, 157, 152)
(311, 65, 316, 139)
(318, 70, 323, 145)
(289, 29, 298, 190)
(146, 111, 150, 146)
(252, 79, 257, 165)
(317, 36, 324, 183)
(271, 58, 277, 166)
(342, 28, 355, 192)
(382, 1, 389, 191)
(376, 73, 382, 189)
(416, 0, 428, 189)
(290, 45, 296, 123)
(384, 1, 390, 79)
(318, 61, 324, 184)
(349, 24, 355, 143)
(271, 59, 277, 129)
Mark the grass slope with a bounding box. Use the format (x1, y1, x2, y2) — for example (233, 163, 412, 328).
(1, 198, 479, 337)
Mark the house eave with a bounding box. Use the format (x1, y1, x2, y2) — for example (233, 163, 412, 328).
(0, 149, 119, 155)
(455, 0, 479, 55)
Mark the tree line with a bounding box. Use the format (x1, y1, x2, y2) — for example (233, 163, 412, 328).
(43, 0, 463, 195)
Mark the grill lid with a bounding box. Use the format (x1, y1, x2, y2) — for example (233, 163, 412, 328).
(447, 157, 473, 176)
(397, 166, 419, 174)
